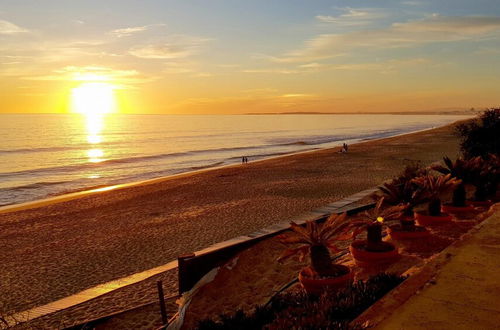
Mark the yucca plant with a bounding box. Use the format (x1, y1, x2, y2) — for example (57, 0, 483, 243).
(378, 164, 427, 226)
(350, 198, 405, 252)
(431, 157, 475, 207)
(412, 174, 461, 216)
(278, 213, 351, 278)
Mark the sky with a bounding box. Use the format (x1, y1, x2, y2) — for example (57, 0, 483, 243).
(1, 0, 500, 114)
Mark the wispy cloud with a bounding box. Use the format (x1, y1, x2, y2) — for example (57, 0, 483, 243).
(110, 24, 165, 38)
(242, 68, 300, 74)
(275, 15, 500, 62)
(316, 7, 387, 26)
(401, 1, 426, 6)
(129, 36, 210, 59)
(0, 20, 29, 35)
(281, 93, 316, 98)
(244, 57, 430, 76)
(23, 66, 155, 85)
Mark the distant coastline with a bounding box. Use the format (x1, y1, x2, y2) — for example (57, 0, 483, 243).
(244, 110, 476, 115)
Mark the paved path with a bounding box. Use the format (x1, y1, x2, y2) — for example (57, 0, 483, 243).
(7, 188, 378, 328)
(372, 208, 500, 330)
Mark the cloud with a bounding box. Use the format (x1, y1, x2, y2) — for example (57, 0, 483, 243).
(129, 36, 209, 59)
(0, 20, 28, 35)
(242, 68, 300, 74)
(23, 66, 155, 84)
(401, 1, 426, 6)
(316, 7, 387, 26)
(328, 58, 431, 72)
(281, 93, 316, 98)
(276, 15, 500, 62)
(110, 24, 165, 37)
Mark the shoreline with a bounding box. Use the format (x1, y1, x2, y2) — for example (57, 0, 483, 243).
(0, 121, 464, 314)
(0, 124, 450, 215)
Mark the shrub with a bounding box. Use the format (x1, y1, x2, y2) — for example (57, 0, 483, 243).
(412, 174, 460, 216)
(378, 163, 428, 215)
(277, 213, 351, 278)
(456, 108, 500, 158)
(196, 273, 406, 330)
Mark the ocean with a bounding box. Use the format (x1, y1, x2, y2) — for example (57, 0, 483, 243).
(0, 113, 470, 206)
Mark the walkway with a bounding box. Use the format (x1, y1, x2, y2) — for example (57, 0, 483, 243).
(365, 208, 500, 329)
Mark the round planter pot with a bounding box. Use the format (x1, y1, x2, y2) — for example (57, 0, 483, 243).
(349, 240, 399, 265)
(441, 203, 475, 214)
(298, 265, 352, 295)
(468, 200, 492, 208)
(414, 211, 452, 226)
(388, 224, 430, 240)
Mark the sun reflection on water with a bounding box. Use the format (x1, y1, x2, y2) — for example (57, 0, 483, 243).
(71, 80, 116, 166)
(84, 114, 106, 163)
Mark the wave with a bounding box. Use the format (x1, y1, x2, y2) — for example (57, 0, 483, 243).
(0, 180, 68, 192)
(0, 128, 419, 179)
(268, 127, 416, 147)
(0, 146, 78, 154)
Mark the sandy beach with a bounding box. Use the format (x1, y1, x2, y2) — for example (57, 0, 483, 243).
(0, 122, 462, 315)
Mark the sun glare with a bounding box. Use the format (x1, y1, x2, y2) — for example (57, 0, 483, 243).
(71, 82, 116, 115)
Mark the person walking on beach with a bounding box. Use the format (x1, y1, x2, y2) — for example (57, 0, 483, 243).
(242, 156, 248, 164)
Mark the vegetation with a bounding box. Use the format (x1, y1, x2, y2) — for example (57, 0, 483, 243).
(378, 164, 428, 228)
(471, 154, 500, 200)
(412, 174, 460, 216)
(277, 213, 351, 278)
(350, 198, 405, 251)
(456, 108, 500, 158)
(431, 157, 475, 207)
(197, 273, 406, 330)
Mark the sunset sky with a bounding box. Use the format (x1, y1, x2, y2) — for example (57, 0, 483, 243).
(1, 0, 500, 114)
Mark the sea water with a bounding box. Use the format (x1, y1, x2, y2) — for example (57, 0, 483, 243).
(0, 113, 470, 206)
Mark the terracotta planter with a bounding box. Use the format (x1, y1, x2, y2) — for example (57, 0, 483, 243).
(468, 200, 492, 208)
(414, 211, 452, 226)
(349, 240, 399, 265)
(441, 203, 475, 214)
(388, 224, 430, 240)
(298, 265, 352, 295)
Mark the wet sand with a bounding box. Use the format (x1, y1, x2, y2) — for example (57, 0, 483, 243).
(0, 123, 461, 314)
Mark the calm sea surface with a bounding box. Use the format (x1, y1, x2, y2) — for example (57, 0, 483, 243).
(0, 114, 470, 206)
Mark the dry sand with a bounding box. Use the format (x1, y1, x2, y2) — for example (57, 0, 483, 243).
(0, 123, 461, 315)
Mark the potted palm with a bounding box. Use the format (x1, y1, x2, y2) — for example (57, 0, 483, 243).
(431, 157, 475, 213)
(277, 213, 353, 295)
(349, 198, 405, 265)
(378, 165, 430, 239)
(412, 174, 461, 226)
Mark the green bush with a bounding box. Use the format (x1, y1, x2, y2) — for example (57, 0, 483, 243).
(456, 108, 500, 158)
(197, 273, 406, 330)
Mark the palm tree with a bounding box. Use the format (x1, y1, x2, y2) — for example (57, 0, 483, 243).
(412, 174, 460, 216)
(278, 213, 351, 278)
(431, 156, 475, 207)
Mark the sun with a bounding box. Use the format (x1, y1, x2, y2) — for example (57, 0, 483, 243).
(71, 82, 116, 115)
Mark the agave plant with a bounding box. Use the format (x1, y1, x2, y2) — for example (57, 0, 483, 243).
(350, 198, 406, 251)
(278, 213, 351, 278)
(378, 164, 428, 217)
(431, 157, 475, 207)
(412, 174, 461, 216)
